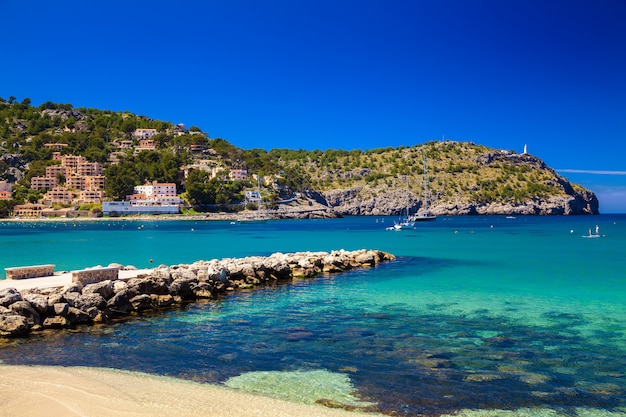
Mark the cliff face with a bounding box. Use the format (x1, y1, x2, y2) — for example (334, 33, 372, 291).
(315, 149, 600, 216)
(321, 185, 599, 216)
(432, 192, 599, 216)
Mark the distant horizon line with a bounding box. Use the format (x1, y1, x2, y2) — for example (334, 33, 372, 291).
(557, 169, 626, 176)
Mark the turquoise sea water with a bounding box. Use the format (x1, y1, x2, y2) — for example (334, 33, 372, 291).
(1, 215, 625, 416)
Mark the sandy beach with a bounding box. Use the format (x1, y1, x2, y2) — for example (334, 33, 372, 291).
(0, 365, 383, 417)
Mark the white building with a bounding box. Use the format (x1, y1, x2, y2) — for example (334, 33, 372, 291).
(134, 181, 177, 197)
(133, 128, 158, 140)
(102, 201, 179, 216)
(105, 181, 182, 216)
(244, 190, 261, 204)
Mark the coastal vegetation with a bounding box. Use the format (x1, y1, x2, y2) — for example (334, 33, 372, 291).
(0, 97, 597, 217)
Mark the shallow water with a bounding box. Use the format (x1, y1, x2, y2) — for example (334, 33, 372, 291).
(1, 215, 625, 416)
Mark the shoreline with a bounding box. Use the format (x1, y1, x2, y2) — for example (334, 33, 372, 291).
(0, 364, 384, 417)
(0, 213, 244, 222)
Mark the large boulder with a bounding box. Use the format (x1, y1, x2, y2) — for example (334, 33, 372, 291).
(43, 316, 69, 329)
(107, 290, 133, 315)
(64, 292, 107, 312)
(206, 263, 230, 283)
(129, 294, 153, 311)
(47, 293, 65, 307)
(52, 302, 69, 316)
(169, 276, 198, 300)
(354, 250, 376, 267)
(83, 280, 115, 300)
(66, 307, 91, 324)
(0, 288, 22, 307)
(23, 293, 49, 316)
(0, 314, 30, 336)
(62, 282, 83, 294)
(150, 294, 175, 307)
(127, 276, 171, 296)
(9, 301, 40, 327)
(192, 282, 214, 299)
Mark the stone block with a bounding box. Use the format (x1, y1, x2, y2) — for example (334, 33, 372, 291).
(71, 267, 119, 286)
(4, 264, 55, 280)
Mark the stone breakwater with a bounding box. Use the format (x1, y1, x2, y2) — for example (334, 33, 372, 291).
(0, 249, 395, 338)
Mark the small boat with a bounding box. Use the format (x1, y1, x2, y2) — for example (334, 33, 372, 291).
(389, 176, 415, 230)
(392, 220, 415, 230)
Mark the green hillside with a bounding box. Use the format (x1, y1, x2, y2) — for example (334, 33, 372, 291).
(0, 97, 598, 217)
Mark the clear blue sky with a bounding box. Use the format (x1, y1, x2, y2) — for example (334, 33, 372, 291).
(2, 1, 625, 212)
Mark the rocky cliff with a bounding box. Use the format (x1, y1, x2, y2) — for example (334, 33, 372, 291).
(313, 149, 599, 216)
(319, 186, 598, 216)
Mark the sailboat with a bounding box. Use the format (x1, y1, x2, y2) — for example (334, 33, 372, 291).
(390, 176, 415, 230)
(411, 155, 437, 222)
(237, 176, 269, 224)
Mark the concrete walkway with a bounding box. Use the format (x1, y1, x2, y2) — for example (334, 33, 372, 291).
(0, 269, 154, 292)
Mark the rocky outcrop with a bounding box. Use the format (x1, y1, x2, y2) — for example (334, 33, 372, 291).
(321, 184, 598, 216)
(40, 108, 86, 121)
(0, 249, 395, 338)
(323, 187, 421, 216)
(0, 151, 27, 182)
(432, 193, 599, 216)
(320, 153, 600, 216)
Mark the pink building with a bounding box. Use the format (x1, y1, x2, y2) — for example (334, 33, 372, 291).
(230, 169, 248, 181)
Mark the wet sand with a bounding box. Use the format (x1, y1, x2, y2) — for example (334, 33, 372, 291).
(0, 365, 383, 417)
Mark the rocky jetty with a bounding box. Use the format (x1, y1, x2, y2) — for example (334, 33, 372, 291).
(0, 249, 395, 338)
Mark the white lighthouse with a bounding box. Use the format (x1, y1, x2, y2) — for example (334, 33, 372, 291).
(523, 144, 527, 154)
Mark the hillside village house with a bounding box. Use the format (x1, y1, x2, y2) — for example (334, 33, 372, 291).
(230, 169, 248, 181)
(79, 189, 106, 204)
(116, 140, 134, 150)
(28, 152, 107, 213)
(31, 176, 58, 189)
(43, 143, 69, 150)
(0, 181, 12, 200)
(12, 203, 48, 218)
(133, 128, 158, 140)
(46, 165, 68, 178)
(42, 187, 74, 205)
(134, 181, 177, 197)
(135, 139, 156, 152)
(245, 189, 261, 204)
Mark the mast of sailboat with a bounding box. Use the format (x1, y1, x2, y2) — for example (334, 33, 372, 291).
(422, 153, 428, 212)
(257, 175, 261, 217)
